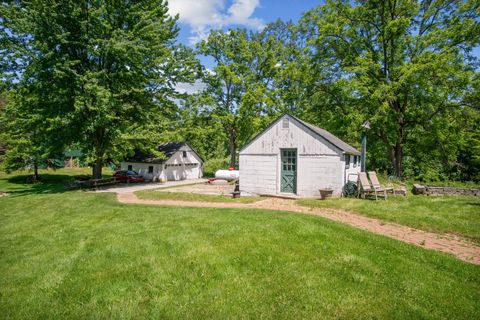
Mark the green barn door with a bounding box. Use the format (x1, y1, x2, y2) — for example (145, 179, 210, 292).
(281, 149, 297, 194)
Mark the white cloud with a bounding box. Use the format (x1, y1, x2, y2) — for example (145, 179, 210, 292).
(168, 0, 265, 44)
(175, 80, 207, 94)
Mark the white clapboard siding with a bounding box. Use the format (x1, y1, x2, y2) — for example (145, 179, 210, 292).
(239, 114, 361, 197)
(165, 149, 203, 180)
(239, 155, 277, 195)
(122, 145, 203, 182)
(297, 155, 343, 197)
(120, 162, 163, 181)
(240, 115, 340, 156)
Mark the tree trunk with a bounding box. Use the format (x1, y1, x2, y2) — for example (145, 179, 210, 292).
(393, 142, 403, 178)
(92, 157, 103, 179)
(92, 127, 105, 179)
(33, 158, 39, 182)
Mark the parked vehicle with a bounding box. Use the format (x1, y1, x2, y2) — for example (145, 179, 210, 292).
(113, 170, 145, 183)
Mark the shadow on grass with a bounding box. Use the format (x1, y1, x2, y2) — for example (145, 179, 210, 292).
(3, 174, 80, 196)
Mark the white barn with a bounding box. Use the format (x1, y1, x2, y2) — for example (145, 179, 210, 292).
(239, 114, 361, 197)
(121, 142, 203, 182)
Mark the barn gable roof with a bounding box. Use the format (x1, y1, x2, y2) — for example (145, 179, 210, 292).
(240, 114, 361, 155)
(292, 116, 361, 155)
(125, 141, 204, 164)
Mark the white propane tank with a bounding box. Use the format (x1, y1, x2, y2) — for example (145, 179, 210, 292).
(215, 169, 239, 181)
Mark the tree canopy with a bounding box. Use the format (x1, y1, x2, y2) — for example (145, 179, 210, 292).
(1, 0, 197, 178)
(1, 0, 479, 183)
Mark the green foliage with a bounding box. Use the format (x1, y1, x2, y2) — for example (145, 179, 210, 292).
(299, 0, 480, 179)
(203, 157, 230, 177)
(0, 89, 63, 180)
(1, 0, 197, 178)
(197, 29, 281, 167)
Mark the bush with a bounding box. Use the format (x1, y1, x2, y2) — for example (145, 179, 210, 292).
(203, 157, 230, 177)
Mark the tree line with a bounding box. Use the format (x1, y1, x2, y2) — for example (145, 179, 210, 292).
(1, 0, 479, 182)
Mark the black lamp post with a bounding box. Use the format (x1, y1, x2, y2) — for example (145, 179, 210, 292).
(360, 120, 371, 172)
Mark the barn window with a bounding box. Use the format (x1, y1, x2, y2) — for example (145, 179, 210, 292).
(148, 166, 154, 174)
(127, 164, 132, 171)
(345, 155, 350, 169)
(183, 151, 187, 158)
(282, 118, 289, 129)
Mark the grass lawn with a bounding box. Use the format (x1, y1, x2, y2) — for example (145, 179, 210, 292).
(297, 195, 480, 244)
(136, 189, 262, 203)
(1, 169, 479, 319)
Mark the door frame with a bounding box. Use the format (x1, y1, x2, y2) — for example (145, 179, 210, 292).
(279, 148, 297, 194)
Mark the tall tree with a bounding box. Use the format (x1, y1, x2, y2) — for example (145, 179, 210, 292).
(197, 29, 279, 167)
(0, 89, 57, 181)
(300, 0, 480, 178)
(1, 0, 195, 178)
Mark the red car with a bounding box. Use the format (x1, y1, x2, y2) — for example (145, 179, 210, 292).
(113, 170, 145, 183)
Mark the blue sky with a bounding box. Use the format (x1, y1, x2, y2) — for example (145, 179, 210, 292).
(169, 0, 479, 74)
(169, 0, 320, 68)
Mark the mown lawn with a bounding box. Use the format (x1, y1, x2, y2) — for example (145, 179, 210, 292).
(136, 189, 262, 203)
(298, 195, 480, 244)
(1, 169, 479, 319)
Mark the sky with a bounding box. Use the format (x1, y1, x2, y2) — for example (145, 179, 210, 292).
(169, 0, 479, 93)
(168, 0, 320, 69)
(169, 0, 322, 94)
(169, 0, 318, 45)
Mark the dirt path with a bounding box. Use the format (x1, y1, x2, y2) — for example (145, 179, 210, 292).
(117, 192, 480, 265)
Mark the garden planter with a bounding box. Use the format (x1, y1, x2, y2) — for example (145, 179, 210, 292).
(319, 189, 333, 200)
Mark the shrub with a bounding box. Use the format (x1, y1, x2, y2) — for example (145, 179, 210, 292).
(203, 157, 230, 177)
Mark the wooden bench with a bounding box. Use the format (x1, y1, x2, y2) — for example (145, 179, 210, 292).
(90, 177, 118, 189)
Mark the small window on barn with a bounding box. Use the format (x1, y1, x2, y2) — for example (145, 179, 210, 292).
(282, 118, 289, 129)
(182, 151, 187, 158)
(345, 155, 350, 169)
(127, 164, 133, 171)
(148, 166, 154, 174)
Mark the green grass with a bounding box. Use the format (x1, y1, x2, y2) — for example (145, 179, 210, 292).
(136, 189, 262, 203)
(298, 195, 480, 243)
(1, 169, 479, 319)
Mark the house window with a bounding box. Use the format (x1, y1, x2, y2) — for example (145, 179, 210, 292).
(127, 164, 132, 171)
(148, 166, 154, 174)
(282, 118, 289, 129)
(182, 151, 187, 158)
(353, 156, 357, 167)
(345, 155, 350, 169)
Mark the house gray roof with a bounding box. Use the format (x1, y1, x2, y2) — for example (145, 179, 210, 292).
(125, 141, 204, 164)
(291, 115, 361, 155)
(240, 114, 360, 155)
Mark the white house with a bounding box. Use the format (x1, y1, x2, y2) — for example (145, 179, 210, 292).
(121, 142, 203, 181)
(239, 114, 361, 197)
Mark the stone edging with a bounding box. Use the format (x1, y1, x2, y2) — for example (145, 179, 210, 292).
(413, 184, 479, 196)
